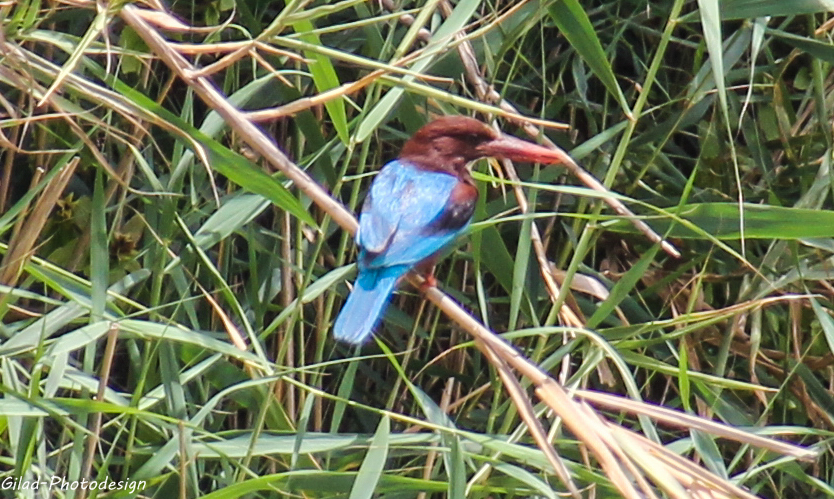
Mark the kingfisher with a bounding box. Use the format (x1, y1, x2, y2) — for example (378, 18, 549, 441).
(333, 116, 570, 344)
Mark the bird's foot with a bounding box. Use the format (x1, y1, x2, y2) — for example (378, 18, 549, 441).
(415, 261, 438, 291)
(420, 273, 438, 292)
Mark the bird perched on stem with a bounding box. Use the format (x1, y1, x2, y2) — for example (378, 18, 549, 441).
(333, 116, 570, 344)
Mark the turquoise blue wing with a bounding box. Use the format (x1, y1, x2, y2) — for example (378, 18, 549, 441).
(357, 160, 467, 269)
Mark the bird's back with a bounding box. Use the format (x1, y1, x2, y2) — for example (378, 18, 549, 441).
(358, 160, 467, 270)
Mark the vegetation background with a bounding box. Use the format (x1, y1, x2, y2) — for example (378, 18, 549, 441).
(0, 0, 832, 497)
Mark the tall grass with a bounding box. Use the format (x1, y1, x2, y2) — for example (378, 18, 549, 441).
(0, 0, 831, 497)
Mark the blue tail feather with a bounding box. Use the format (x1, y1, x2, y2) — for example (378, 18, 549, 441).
(333, 266, 408, 344)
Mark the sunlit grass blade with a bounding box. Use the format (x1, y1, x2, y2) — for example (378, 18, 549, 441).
(721, 0, 834, 19)
(609, 203, 834, 240)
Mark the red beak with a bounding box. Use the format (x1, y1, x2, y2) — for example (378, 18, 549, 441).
(478, 135, 571, 165)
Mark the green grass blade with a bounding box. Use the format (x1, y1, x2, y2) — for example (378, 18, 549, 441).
(547, 0, 631, 117)
(348, 415, 390, 499)
(721, 0, 834, 19)
(609, 203, 834, 240)
(292, 19, 349, 144)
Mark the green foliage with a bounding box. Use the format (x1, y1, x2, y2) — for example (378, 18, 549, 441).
(1, 0, 832, 497)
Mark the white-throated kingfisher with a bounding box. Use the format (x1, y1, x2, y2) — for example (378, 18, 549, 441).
(333, 116, 570, 344)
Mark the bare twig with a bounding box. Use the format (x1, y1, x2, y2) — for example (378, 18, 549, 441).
(79, 322, 120, 499)
(478, 340, 581, 497)
(577, 389, 816, 461)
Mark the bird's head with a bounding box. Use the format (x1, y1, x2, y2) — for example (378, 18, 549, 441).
(399, 116, 569, 176)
